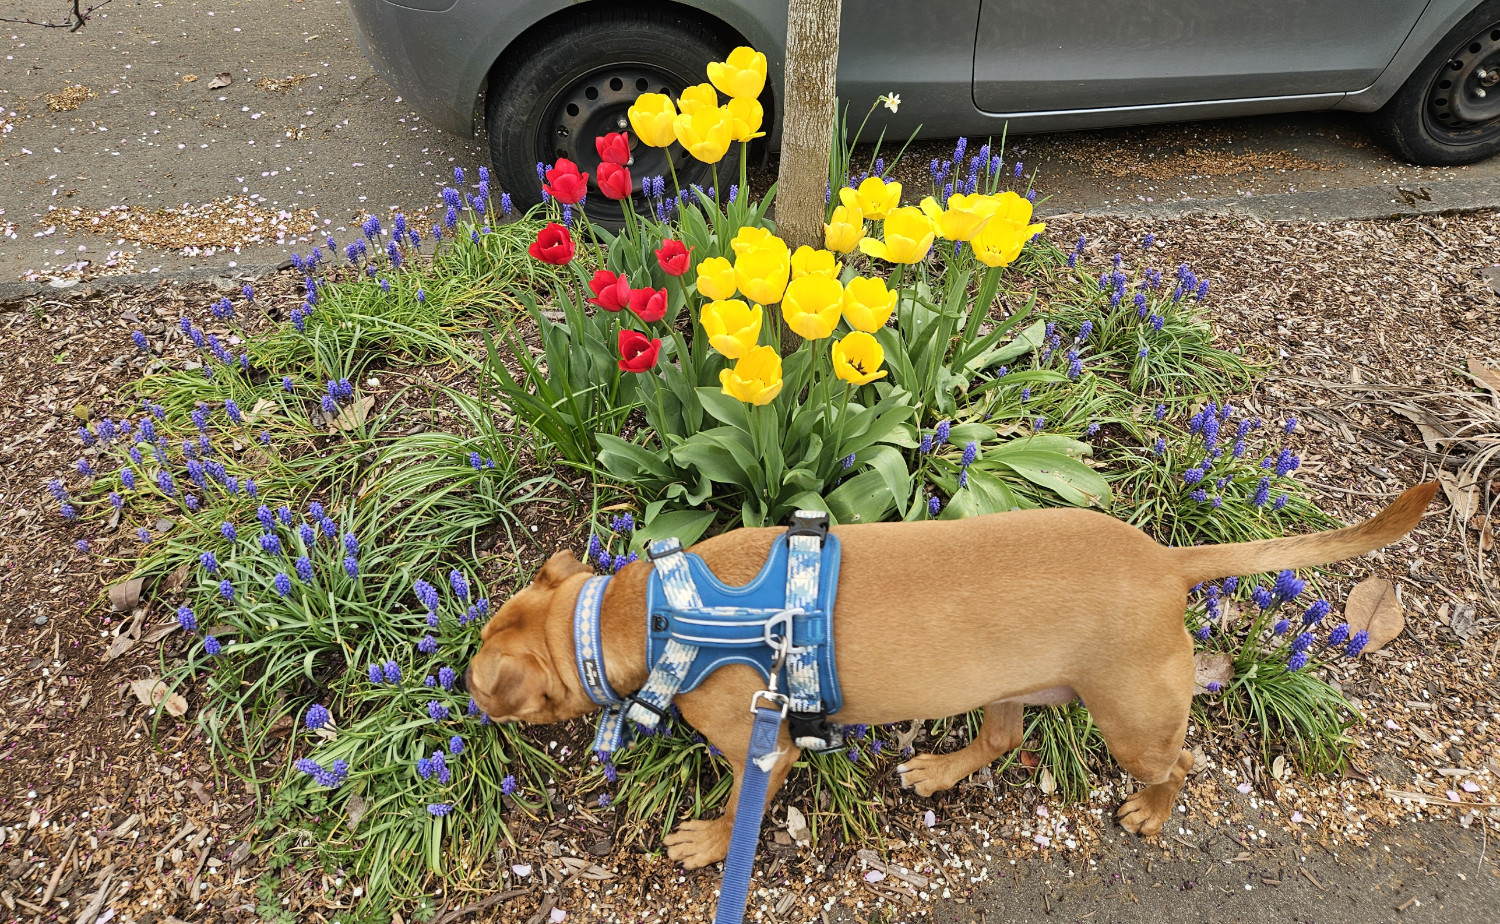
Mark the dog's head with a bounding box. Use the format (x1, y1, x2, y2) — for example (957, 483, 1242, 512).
(466, 550, 595, 724)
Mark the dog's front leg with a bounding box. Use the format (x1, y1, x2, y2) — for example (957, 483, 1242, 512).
(667, 689, 801, 869)
(897, 700, 1024, 797)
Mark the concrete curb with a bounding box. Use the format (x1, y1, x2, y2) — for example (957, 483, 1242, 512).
(5, 177, 1500, 303)
(0, 262, 285, 306)
(1069, 174, 1500, 223)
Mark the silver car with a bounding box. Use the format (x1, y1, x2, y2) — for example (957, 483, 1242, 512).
(347, 0, 1500, 207)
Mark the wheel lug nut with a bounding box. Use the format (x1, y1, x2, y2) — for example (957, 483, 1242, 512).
(1478, 87, 1488, 98)
(617, 117, 628, 129)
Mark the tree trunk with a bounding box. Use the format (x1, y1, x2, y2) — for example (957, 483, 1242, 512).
(775, 0, 842, 253)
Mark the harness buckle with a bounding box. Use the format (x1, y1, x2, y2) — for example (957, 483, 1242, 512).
(749, 690, 790, 717)
(645, 538, 683, 561)
(623, 694, 673, 724)
(787, 510, 830, 546)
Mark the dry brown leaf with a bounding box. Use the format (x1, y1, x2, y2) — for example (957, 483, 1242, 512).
(129, 678, 189, 717)
(1395, 407, 1445, 453)
(108, 577, 144, 612)
(1193, 651, 1234, 695)
(894, 720, 921, 754)
(208, 72, 232, 89)
(104, 633, 138, 661)
(1473, 515, 1495, 553)
(331, 395, 375, 431)
(1437, 470, 1481, 522)
(245, 397, 277, 426)
(785, 805, 810, 847)
(159, 561, 191, 593)
(1343, 577, 1405, 654)
(1467, 357, 1500, 396)
(345, 794, 368, 833)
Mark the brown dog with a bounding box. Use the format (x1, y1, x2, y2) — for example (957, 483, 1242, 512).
(468, 482, 1437, 868)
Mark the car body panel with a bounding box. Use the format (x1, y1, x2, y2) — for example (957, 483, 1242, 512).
(345, 0, 1485, 140)
(1335, 0, 1489, 110)
(972, 1, 1431, 113)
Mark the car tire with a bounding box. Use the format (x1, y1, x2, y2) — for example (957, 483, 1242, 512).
(1371, 0, 1500, 166)
(486, 8, 738, 224)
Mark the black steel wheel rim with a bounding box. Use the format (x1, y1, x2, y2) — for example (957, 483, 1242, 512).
(1424, 20, 1500, 143)
(534, 63, 715, 213)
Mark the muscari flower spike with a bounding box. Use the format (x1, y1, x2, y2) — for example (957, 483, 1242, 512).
(306, 703, 331, 731)
(1345, 630, 1369, 658)
(203, 636, 221, 656)
(177, 605, 198, 633)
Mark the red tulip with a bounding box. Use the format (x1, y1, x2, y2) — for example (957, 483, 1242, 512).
(527, 222, 575, 265)
(655, 239, 692, 276)
(543, 158, 589, 205)
(587, 269, 631, 311)
(597, 162, 633, 201)
(628, 286, 669, 323)
(618, 329, 661, 373)
(596, 132, 630, 166)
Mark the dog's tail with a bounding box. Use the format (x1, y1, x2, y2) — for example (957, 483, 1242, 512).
(1166, 481, 1439, 586)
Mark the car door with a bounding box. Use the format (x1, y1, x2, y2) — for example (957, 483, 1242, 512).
(972, 0, 1433, 113)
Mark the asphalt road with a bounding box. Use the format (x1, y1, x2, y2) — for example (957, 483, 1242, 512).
(6, 0, 1500, 292)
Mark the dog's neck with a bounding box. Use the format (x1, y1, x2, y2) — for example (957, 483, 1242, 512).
(595, 561, 651, 697)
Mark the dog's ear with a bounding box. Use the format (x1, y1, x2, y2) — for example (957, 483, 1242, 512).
(535, 550, 592, 589)
(488, 652, 551, 717)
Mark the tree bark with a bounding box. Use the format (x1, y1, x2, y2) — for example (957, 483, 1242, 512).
(775, 0, 842, 254)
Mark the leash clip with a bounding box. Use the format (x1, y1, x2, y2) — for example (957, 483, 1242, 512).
(749, 689, 790, 717)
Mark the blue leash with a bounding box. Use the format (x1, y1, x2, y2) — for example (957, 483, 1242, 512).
(714, 696, 788, 924)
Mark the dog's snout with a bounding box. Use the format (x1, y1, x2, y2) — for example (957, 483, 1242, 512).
(459, 665, 472, 694)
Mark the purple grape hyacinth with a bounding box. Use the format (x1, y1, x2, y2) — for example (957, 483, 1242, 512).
(306, 703, 331, 730)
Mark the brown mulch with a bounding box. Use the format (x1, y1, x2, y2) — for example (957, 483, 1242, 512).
(1, 208, 1497, 923)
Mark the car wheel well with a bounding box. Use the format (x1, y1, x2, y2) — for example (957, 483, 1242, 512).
(482, 1, 772, 136)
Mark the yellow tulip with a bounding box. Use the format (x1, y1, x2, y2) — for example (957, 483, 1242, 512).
(720, 345, 783, 406)
(823, 204, 865, 254)
(781, 275, 844, 340)
(700, 299, 763, 359)
(672, 106, 733, 165)
(677, 82, 719, 116)
(970, 192, 1046, 268)
(694, 256, 738, 301)
(840, 276, 897, 333)
(919, 193, 994, 242)
(730, 225, 781, 256)
(734, 245, 790, 305)
(790, 245, 842, 280)
(838, 176, 901, 220)
(831, 331, 888, 386)
(706, 46, 768, 100)
(857, 206, 935, 265)
(628, 93, 678, 148)
(725, 97, 765, 142)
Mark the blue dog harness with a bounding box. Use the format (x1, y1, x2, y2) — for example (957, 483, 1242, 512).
(571, 511, 843, 924)
(574, 511, 844, 754)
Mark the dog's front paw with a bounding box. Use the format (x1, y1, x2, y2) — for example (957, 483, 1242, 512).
(1116, 789, 1171, 837)
(896, 754, 961, 798)
(664, 817, 732, 869)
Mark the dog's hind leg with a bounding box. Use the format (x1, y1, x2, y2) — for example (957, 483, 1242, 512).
(897, 700, 1024, 798)
(1078, 640, 1195, 837)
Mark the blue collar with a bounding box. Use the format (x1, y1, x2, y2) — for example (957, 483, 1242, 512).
(572, 575, 623, 708)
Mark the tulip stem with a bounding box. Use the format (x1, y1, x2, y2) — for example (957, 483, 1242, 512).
(666, 156, 683, 210)
(830, 382, 852, 473)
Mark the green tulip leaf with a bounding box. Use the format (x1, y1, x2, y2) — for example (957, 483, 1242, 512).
(824, 469, 897, 525)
